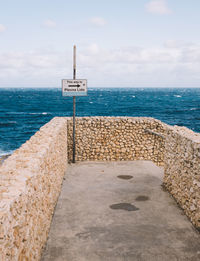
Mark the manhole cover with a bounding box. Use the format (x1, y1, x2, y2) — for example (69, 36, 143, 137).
(135, 195, 149, 201)
(110, 203, 139, 211)
(117, 175, 133, 180)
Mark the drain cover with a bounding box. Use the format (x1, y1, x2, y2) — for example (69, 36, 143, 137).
(110, 203, 139, 211)
(117, 175, 133, 180)
(135, 195, 149, 201)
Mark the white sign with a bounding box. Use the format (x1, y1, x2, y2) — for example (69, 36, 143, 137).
(62, 79, 87, 96)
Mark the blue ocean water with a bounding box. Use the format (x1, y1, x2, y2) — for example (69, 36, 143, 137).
(0, 88, 200, 156)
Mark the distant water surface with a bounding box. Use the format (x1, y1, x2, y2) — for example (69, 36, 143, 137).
(0, 87, 199, 156)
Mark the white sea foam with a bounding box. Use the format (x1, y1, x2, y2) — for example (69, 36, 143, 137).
(29, 112, 48, 115)
(7, 112, 25, 114)
(0, 149, 14, 157)
(174, 95, 182, 98)
(132, 95, 136, 98)
(190, 108, 197, 111)
(89, 102, 93, 104)
(6, 112, 50, 115)
(0, 121, 17, 124)
(8, 121, 17, 124)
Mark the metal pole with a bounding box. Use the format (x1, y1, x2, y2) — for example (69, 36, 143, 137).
(72, 45, 76, 163)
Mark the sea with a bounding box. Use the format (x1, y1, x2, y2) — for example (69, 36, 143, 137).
(0, 88, 200, 158)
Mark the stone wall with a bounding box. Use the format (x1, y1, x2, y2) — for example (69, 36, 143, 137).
(67, 117, 166, 166)
(163, 125, 200, 229)
(67, 116, 200, 229)
(0, 117, 68, 261)
(1, 116, 200, 260)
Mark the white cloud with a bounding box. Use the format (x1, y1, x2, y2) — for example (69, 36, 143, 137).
(145, 0, 172, 15)
(43, 19, 56, 28)
(78, 43, 200, 87)
(86, 44, 100, 55)
(1, 42, 200, 87)
(90, 17, 107, 26)
(0, 50, 68, 87)
(0, 24, 6, 32)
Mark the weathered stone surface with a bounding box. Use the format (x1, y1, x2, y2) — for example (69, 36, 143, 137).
(163, 125, 200, 229)
(67, 117, 166, 166)
(0, 117, 68, 261)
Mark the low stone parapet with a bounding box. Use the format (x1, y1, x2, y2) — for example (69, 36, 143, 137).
(67, 117, 166, 166)
(164, 125, 200, 229)
(0, 117, 68, 260)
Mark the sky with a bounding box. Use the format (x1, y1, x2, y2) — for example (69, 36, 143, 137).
(0, 0, 200, 88)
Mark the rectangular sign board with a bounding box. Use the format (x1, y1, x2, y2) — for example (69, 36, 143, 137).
(62, 79, 87, 96)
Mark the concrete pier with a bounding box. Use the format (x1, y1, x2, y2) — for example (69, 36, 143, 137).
(41, 161, 200, 261)
(1, 117, 199, 260)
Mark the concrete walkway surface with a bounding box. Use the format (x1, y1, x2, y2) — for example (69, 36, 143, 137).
(41, 161, 200, 261)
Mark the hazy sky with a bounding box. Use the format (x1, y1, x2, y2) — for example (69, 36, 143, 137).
(1, 0, 200, 87)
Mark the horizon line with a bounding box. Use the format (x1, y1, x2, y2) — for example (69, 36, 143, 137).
(0, 86, 200, 89)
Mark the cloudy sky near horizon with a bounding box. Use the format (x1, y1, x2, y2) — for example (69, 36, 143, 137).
(1, 0, 200, 87)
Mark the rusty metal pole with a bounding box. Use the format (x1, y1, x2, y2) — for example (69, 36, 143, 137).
(72, 45, 76, 163)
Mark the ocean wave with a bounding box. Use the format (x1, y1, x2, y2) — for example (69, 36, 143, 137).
(29, 112, 49, 115)
(0, 121, 17, 127)
(5, 112, 50, 115)
(6, 112, 25, 115)
(174, 95, 182, 98)
(5, 121, 16, 123)
(0, 149, 14, 157)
